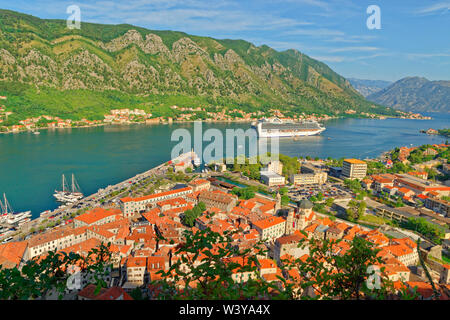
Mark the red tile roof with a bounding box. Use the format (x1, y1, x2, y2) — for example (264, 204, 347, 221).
(0, 241, 28, 268)
(74, 208, 121, 225)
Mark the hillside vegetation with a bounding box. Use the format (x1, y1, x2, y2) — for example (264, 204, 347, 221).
(0, 9, 398, 123)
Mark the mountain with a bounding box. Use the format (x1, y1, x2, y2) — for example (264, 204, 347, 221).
(367, 77, 450, 113)
(347, 78, 392, 97)
(0, 9, 397, 124)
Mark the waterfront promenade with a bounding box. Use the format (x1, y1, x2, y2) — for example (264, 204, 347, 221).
(1, 151, 197, 242)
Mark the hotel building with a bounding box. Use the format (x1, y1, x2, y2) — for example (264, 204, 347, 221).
(341, 159, 367, 180)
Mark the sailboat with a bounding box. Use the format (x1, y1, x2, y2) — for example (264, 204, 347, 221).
(53, 174, 84, 203)
(0, 193, 32, 225)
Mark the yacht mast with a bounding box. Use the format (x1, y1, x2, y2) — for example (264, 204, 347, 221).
(3, 193, 12, 215)
(62, 174, 66, 192)
(72, 174, 81, 193)
(0, 197, 4, 215)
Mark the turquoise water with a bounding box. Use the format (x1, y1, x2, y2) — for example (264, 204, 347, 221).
(0, 114, 448, 217)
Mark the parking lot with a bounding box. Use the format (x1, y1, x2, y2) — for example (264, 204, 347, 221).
(288, 183, 352, 202)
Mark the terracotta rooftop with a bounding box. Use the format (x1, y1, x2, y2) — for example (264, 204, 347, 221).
(0, 241, 28, 268)
(74, 208, 121, 225)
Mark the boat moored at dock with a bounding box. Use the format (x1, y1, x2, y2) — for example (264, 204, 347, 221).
(0, 193, 32, 226)
(54, 174, 84, 204)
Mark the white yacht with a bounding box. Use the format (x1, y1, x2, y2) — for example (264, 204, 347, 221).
(54, 174, 84, 203)
(0, 194, 32, 225)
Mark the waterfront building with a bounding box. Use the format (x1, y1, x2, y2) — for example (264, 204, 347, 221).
(341, 159, 367, 180)
(300, 162, 328, 183)
(74, 208, 122, 228)
(120, 187, 193, 217)
(289, 172, 326, 185)
(395, 174, 450, 196)
(27, 226, 89, 259)
(301, 164, 328, 184)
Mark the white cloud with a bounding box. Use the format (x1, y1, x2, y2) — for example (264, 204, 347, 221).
(310, 55, 345, 62)
(282, 28, 345, 37)
(406, 53, 450, 60)
(415, 2, 450, 15)
(325, 35, 378, 43)
(330, 46, 380, 53)
(73, 0, 313, 34)
(311, 52, 390, 63)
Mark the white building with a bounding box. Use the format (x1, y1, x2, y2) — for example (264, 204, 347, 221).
(260, 171, 285, 187)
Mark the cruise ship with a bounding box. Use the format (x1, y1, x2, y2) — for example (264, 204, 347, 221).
(253, 117, 326, 138)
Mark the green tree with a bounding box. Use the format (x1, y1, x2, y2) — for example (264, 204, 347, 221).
(316, 192, 324, 202)
(358, 201, 367, 218)
(346, 200, 361, 222)
(325, 197, 334, 207)
(231, 187, 255, 200)
(130, 287, 143, 300)
(281, 195, 290, 206)
(285, 237, 391, 300)
(0, 244, 112, 300)
(152, 228, 287, 300)
(182, 202, 207, 227)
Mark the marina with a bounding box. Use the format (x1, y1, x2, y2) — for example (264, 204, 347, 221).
(0, 151, 199, 241)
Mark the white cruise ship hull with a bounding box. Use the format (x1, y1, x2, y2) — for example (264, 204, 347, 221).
(257, 128, 325, 138)
(253, 118, 326, 138)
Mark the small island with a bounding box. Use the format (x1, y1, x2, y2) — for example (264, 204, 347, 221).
(420, 128, 450, 138)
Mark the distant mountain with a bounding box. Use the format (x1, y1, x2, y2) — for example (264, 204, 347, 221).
(347, 78, 392, 97)
(367, 77, 450, 113)
(0, 9, 397, 124)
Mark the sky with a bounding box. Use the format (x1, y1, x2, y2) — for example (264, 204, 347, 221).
(1, 0, 449, 82)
